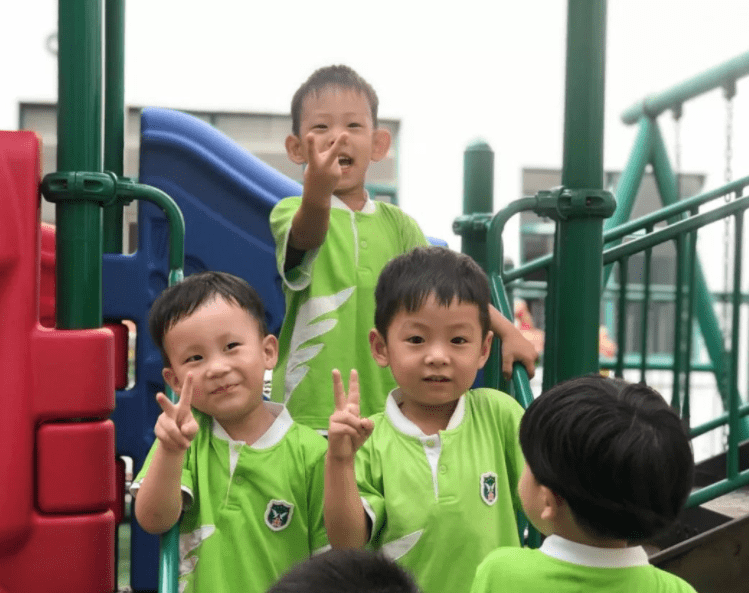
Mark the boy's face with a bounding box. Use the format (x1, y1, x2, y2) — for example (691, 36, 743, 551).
(161, 297, 278, 430)
(286, 86, 390, 201)
(370, 295, 492, 412)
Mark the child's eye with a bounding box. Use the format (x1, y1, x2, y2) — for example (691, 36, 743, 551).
(451, 337, 468, 345)
(406, 336, 425, 344)
(226, 342, 241, 350)
(312, 124, 327, 130)
(184, 354, 202, 363)
(348, 122, 362, 128)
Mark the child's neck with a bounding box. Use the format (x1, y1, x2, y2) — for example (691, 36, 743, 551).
(399, 399, 459, 435)
(551, 509, 628, 549)
(334, 189, 368, 212)
(218, 403, 276, 446)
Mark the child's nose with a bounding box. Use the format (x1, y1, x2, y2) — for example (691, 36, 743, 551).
(425, 345, 448, 366)
(206, 357, 230, 377)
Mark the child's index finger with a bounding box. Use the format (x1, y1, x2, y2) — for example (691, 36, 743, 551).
(178, 372, 195, 412)
(332, 369, 347, 411)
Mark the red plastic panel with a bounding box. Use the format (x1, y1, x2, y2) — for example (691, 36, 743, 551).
(0, 512, 114, 593)
(105, 321, 129, 389)
(31, 326, 115, 421)
(39, 223, 56, 329)
(37, 420, 116, 514)
(0, 132, 39, 547)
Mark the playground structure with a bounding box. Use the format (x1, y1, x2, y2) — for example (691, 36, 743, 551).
(1, 1, 749, 592)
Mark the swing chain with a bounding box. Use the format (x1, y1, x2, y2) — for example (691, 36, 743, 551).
(673, 105, 682, 201)
(721, 82, 736, 359)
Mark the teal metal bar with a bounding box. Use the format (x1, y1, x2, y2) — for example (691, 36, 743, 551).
(688, 470, 749, 508)
(615, 259, 627, 378)
(56, 0, 103, 330)
(103, 0, 126, 253)
(639, 243, 652, 382)
(691, 403, 749, 439)
(727, 213, 743, 480)
(682, 220, 698, 425)
(672, 234, 685, 410)
(622, 50, 749, 125)
(553, 0, 609, 383)
(461, 140, 494, 271)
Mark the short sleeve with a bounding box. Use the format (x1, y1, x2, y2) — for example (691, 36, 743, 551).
(130, 439, 195, 510)
(395, 207, 429, 252)
(354, 438, 386, 544)
(305, 440, 330, 553)
(270, 197, 320, 291)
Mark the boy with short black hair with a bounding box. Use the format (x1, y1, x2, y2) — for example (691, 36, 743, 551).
(266, 548, 421, 593)
(325, 246, 526, 593)
(270, 64, 537, 431)
(132, 271, 328, 593)
(471, 374, 697, 593)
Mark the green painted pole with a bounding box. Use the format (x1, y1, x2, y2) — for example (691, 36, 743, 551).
(462, 140, 494, 270)
(57, 0, 103, 329)
(103, 0, 125, 253)
(553, 0, 609, 382)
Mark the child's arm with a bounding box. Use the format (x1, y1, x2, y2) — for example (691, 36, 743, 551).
(135, 374, 199, 534)
(289, 134, 348, 252)
(489, 305, 538, 379)
(324, 369, 374, 548)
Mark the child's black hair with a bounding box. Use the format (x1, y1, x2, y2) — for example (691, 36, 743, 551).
(374, 246, 491, 339)
(148, 271, 268, 366)
(266, 548, 421, 593)
(519, 374, 694, 542)
(290, 64, 379, 136)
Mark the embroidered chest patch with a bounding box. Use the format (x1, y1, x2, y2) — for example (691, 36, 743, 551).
(481, 472, 498, 506)
(265, 500, 294, 531)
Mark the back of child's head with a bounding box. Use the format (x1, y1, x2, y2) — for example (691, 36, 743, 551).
(266, 549, 420, 593)
(520, 374, 694, 542)
(148, 270, 268, 366)
(374, 246, 491, 339)
(290, 64, 379, 136)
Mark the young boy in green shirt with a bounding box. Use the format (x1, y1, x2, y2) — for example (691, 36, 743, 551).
(471, 374, 697, 593)
(131, 272, 328, 593)
(324, 246, 526, 593)
(270, 65, 537, 431)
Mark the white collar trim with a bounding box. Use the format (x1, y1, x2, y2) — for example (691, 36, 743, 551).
(540, 535, 649, 568)
(330, 191, 375, 213)
(211, 401, 293, 449)
(384, 388, 466, 436)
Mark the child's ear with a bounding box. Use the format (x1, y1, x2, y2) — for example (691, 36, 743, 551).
(539, 485, 564, 523)
(162, 367, 181, 393)
(477, 330, 494, 369)
(369, 328, 390, 368)
(370, 128, 391, 163)
(262, 334, 279, 370)
(285, 134, 306, 164)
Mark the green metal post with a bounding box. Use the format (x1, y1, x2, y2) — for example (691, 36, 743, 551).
(553, 0, 609, 382)
(103, 0, 125, 253)
(57, 0, 103, 329)
(462, 140, 494, 270)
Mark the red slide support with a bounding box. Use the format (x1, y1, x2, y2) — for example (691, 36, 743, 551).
(0, 131, 116, 592)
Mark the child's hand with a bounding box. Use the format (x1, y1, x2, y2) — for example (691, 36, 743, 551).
(154, 372, 199, 453)
(328, 369, 374, 461)
(500, 330, 538, 380)
(303, 132, 348, 201)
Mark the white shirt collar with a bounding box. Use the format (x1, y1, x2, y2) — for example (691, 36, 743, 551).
(540, 535, 649, 568)
(384, 388, 466, 436)
(211, 401, 293, 449)
(330, 191, 376, 214)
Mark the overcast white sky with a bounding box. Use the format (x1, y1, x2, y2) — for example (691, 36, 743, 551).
(4, 0, 749, 255)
